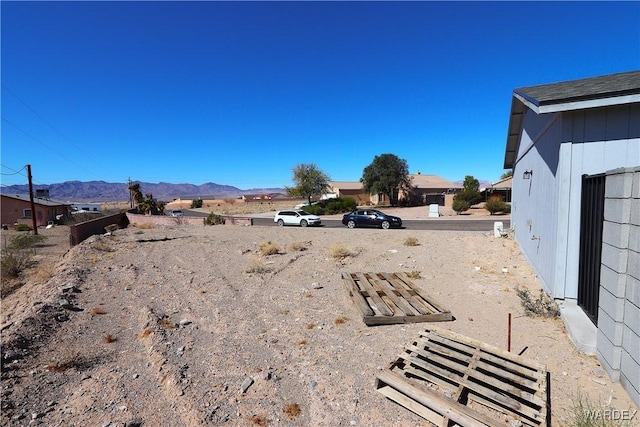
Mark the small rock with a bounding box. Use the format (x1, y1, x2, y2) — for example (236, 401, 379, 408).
(179, 319, 192, 327)
(101, 422, 111, 427)
(311, 282, 323, 289)
(133, 373, 139, 379)
(240, 377, 254, 393)
(58, 299, 73, 309)
(260, 370, 271, 380)
(468, 317, 474, 322)
(125, 419, 143, 427)
(31, 413, 43, 420)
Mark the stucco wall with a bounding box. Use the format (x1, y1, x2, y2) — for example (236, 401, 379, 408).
(597, 167, 640, 408)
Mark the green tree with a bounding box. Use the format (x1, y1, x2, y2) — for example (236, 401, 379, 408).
(191, 199, 203, 209)
(456, 175, 483, 206)
(463, 175, 480, 192)
(361, 154, 411, 207)
(452, 198, 471, 215)
(285, 164, 331, 206)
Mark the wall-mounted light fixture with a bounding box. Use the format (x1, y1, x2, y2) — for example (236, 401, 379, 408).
(522, 170, 533, 180)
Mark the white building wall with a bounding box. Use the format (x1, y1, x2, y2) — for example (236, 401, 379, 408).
(512, 110, 562, 296)
(513, 104, 640, 299)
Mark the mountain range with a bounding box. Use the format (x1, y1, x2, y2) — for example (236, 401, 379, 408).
(1, 178, 496, 203)
(0, 180, 286, 202)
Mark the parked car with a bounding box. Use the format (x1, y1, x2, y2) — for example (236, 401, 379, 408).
(294, 201, 319, 210)
(274, 210, 321, 227)
(341, 209, 402, 229)
(166, 209, 184, 217)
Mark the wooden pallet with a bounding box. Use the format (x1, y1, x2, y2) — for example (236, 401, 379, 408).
(375, 326, 550, 426)
(341, 272, 453, 326)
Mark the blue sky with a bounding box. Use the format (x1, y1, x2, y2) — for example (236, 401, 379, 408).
(2, 1, 639, 190)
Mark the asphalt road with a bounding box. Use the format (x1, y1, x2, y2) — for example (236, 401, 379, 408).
(251, 217, 510, 231)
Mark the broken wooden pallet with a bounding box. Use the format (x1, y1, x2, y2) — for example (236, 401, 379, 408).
(376, 326, 550, 427)
(341, 272, 453, 326)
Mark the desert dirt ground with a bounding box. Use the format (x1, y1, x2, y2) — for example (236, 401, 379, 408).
(1, 207, 638, 426)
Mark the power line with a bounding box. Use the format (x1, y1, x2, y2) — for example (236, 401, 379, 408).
(0, 164, 27, 176)
(1, 116, 98, 177)
(2, 83, 105, 167)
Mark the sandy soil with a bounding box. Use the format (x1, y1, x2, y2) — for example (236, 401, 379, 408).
(1, 211, 637, 426)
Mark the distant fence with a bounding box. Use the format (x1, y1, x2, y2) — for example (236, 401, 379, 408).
(70, 213, 129, 246)
(126, 213, 253, 227)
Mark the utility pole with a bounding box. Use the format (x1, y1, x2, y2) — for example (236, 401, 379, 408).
(26, 164, 38, 235)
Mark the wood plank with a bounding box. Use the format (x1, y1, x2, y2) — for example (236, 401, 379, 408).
(378, 273, 438, 314)
(376, 369, 496, 427)
(341, 273, 374, 317)
(367, 273, 418, 316)
(377, 385, 445, 426)
(341, 272, 453, 325)
(353, 273, 394, 316)
(382, 328, 549, 426)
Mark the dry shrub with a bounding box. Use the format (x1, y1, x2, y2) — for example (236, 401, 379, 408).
(329, 243, 353, 259)
(306, 323, 315, 330)
(283, 403, 301, 419)
(516, 287, 560, 318)
(406, 270, 421, 279)
(1, 249, 32, 278)
(103, 334, 116, 344)
(288, 241, 310, 251)
(334, 316, 349, 325)
(245, 258, 271, 274)
(27, 260, 57, 285)
(403, 236, 420, 246)
(259, 241, 280, 256)
(89, 307, 107, 316)
(297, 339, 307, 346)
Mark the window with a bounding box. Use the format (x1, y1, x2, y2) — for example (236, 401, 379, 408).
(23, 209, 32, 218)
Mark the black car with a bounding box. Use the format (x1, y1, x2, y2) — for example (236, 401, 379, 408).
(341, 209, 402, 229)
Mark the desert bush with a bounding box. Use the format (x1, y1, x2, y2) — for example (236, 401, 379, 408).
(1, 250, 32, 278)
(14, 223, 31, 231)
(288, 241, 309, 251)
(503, 203, 511, 214)
(516, 287, 560, 318)
(204, 212, 225, 226)
(452, 198, 471, 215)
(403, 237, 419, 246)
(245, 258, 271, 274)
(8, 234, 46, 250)
(406, 270, 421, 279)
(259, 241, 280, 256)
(329, 243, 354, 259)
(191, 199, 203, 208)
(569, 391, 636, 427)
(485, 195, 508, 215)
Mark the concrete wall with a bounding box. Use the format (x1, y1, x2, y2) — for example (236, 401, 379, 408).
(597, 167, 640, 408)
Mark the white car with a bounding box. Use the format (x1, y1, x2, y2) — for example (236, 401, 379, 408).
(274, 210, 321, 227)
(166, 209, 184, 217)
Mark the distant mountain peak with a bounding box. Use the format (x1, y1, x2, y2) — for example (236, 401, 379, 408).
(1, 180, 285, 202)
